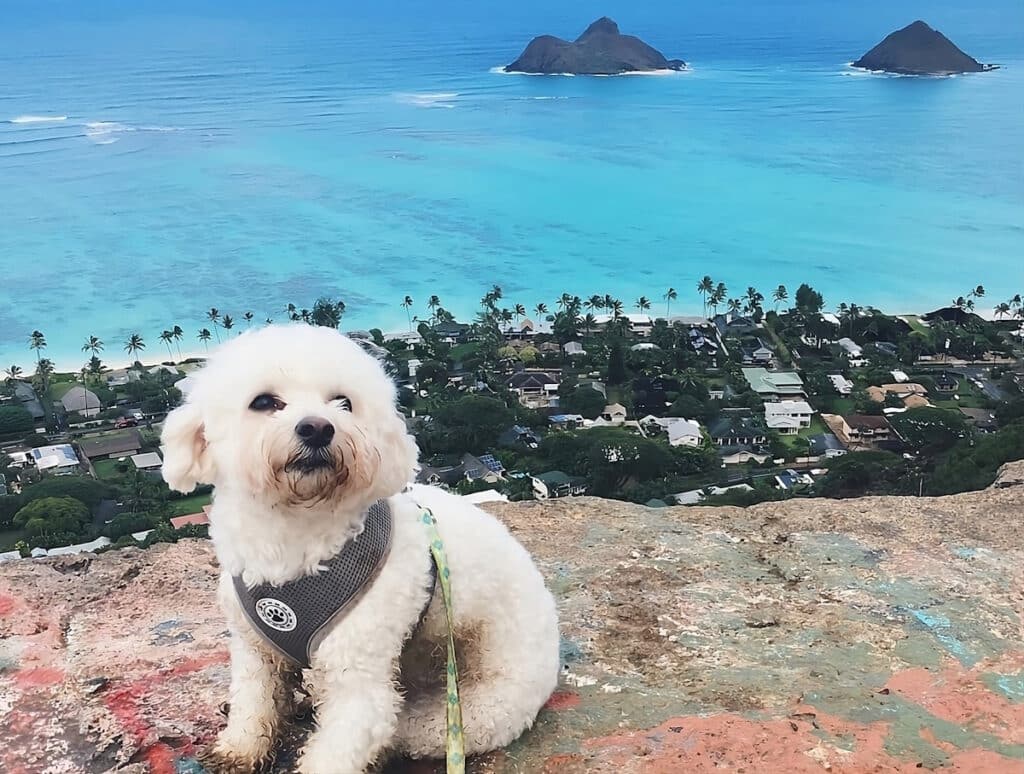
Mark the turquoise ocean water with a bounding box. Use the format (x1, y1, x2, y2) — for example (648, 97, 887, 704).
(1, 0, 1022, 368)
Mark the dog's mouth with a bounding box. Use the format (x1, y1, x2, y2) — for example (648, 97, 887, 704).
(285, 450, 337, 475)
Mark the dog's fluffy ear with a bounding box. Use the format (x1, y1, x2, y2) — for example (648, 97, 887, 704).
(161, 402, 215, 493)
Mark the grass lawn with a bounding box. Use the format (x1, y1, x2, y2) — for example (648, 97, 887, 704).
(170, 493, 212, 516)
(0, 528, 27, 552)
(933, 379, 988, 410)
(449, 342, 481, 362)
(900, 316, 933, 340)
(49, 380, 78, 400)
(92, 458, 124, 480)
(780, 416, 829, 449)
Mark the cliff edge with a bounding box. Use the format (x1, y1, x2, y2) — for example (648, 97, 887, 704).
(2, 462, 1023, 772)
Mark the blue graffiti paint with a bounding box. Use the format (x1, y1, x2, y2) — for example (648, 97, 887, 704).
(995, 675, 1024, 702)
(909, 609, 976, 666)
(952, 547, 977, 560)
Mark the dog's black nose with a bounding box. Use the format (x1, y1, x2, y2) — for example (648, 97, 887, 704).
(295, 417, 335, 448)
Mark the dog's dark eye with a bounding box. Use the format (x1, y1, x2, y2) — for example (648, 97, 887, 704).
(331, 395, 352, 412)
(250, 393, 285, 412)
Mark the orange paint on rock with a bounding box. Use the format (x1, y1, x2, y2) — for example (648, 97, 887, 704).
(545, 690, 582, 711)
(886, 662, 1024, 745)
(0, 593, 17, 616)
(13, 666, 64, 687)
(579, 709, 1008, 774)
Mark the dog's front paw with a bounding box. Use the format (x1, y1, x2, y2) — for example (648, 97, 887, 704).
(199, 741, 271, 774)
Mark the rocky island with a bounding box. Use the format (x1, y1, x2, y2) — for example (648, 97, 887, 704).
(853, 20, 997, 75)
(505, 17, 685, 75)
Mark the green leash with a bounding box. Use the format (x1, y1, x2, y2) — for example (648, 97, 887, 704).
(420, 509, 466, 774)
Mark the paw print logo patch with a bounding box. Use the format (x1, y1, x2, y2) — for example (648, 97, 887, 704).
(255, 597, 297, 632)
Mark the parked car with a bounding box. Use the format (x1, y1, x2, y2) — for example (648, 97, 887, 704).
(114, 417, 139, 429)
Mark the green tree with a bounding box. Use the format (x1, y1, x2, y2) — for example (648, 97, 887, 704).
(607, 342, 627, 386)
(421, 396, 514, 454)
(310, 297, 345, 328)
(159, 330, 175, 359)
(889, 408, 970, 454)
(817, 451, 905, 498)
(198, 328, 212, 351)
(0, 406, 34, 434)
(21, 475, 112, 507)
(243, 312, 254, 327)
(710, 283, 727, 316)
(13, 496, 90, 537)
(4, 364, 23, 384)
(697, 276, 715, 316)
(794, 284, 825, 317)
(772, 285, 789, 312)
(171, 325, 184, 357)
(402, 295, 414, 330)
(28, 330, 46, 364)
(221, 315, 236, 335)
(560, 386, 606, 419)
(34, 358, 54, 394)
(124, 333, 145, 363)
(663, 288, 677, 317)
(206, 308, 222, 341)
(635, 296, 651, 313)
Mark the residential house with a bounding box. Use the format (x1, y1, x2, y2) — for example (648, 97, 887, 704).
(433, 320, 472, 344)
(592, 313, 654, 337)
(105, 368, 141, 388)
(563, 341, 586, 357)
(838, 338, 863, 358)
(933, 372, 959, 393)
(597, 403, 628, 426)
(461, 453, 504, 484)
(708, 410, 768, 447)
(763, 400, 814, 435)
(506, 370, 561, 408)
(829, 374, 854, 395)
(688, 327, 720, 357)
(577, 379, 607, 398)
(741, 368, 806, 401)
(891, 369, 909, 384)
(30, 444, 80, 474)
(873, 341, 898, 358)
(416, 464, 467, 488)
(664, 315, 713, 329)
(497, 425, 541, 451)
(11, 381, 45, 420)
(78, 430, 143, 461)
(667, 419, 703, 448)
(672, 484, 753, 505)
(171, 506, 212, 530)
(548, 414, 585, 431)
(839, 413, 888, 444)
(775, 469, 815, 491)
(867, 383, 929, 407)
(407, 358, 422, 379)
(131, 452, 163, 471)
(959, 408, 998, 433)
(713, 313, 758, 339)
(740, 337, 774, 365)
(807, 433, 848, 460)
(62, 385, 102, 418)
(532, 471, 587, 499)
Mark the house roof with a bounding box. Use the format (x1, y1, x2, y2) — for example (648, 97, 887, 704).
(808, 433, 846, 453)
(764, 400, 813, 418)
(131, 452, 163, 469)
(507, 371, 559, 390)
(170, 511, 210, 530)
(708, 412, 766, 440)
(667, 420, 702, 443)
(549, 414, 583, 424)
(30, 444, 79, 470)
(844, 414, 891, 431)
(78, 430, 143, 459)
(61, 385, 100, 412)
(604, 403, 627, 415)
(742, 368, 805, 395)
(535, 470, 571, 486)
(11, 381, 45, 419)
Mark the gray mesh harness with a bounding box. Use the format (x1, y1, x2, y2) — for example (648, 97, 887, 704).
(232, 500, 433, 668)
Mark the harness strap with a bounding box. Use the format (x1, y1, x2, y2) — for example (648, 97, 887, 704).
(420, 508, 465, 774)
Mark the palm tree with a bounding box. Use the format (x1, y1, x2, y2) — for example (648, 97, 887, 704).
(171, 325, 184, 357)
(557, 293, 573, 311)
(663, 287, 677, 317)
(82, 335, 103, 357)
(952, 296, 968, 312)
(159, 330, 175, 359)
(533, 302, 549, 319)
(243, 311, 254, 327)
(514, 303, 526, 322)
(206, 308, 222, 342)
(727, 298, 742, 316)
(772, 285, 789, 312)
(994, 302, 1011, 320)
(28, 330, 46, 364)
(697, 276, 715, 316)
(635, 296, 651, 313)
(221, 315, 235, 335)
(427, 295, 441, 324)
(124, 334, 145, 364)
(610, 299, 624, 319)
(582, 312, 598, 336)
(402, 296, 414, 330)
(198, 328, 213, 351)
(3, 365, 23, 385)
(710, 283, 727, 316)
(743, 286, 764, 316)
(586, 295, 604, 311)
(264, 317, 274, 325)
(969, 285, 986, 300)
(603, 293, 615, 310)
(34, 358, 54, 392)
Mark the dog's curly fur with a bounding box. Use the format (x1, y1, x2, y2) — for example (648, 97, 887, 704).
(161, 325, 560, 773)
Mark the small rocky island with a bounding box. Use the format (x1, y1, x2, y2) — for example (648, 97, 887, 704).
(505, 17, 685, 75)
(853, 20, 997, 75)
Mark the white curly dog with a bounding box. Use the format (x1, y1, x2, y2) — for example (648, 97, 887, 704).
(161, 324, 559, 773)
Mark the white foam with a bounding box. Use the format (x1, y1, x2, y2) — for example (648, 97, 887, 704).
(395, 92, 459, 108)
(8, 114, 68, 124)
(493, 65, 686, 77)
(85, 121, 131, 144)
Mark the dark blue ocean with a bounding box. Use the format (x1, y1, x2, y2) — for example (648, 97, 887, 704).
(1, 0, 1022, 367)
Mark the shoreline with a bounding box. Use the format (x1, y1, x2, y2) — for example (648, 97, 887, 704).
(8, 302, 1017, 376)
